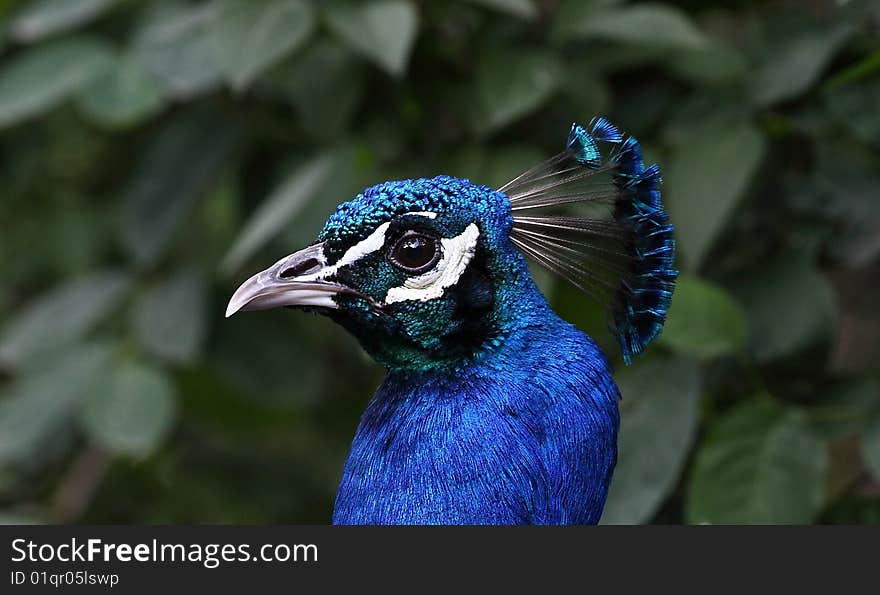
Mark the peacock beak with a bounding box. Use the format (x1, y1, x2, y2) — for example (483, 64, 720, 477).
(225, 242, 357, 318)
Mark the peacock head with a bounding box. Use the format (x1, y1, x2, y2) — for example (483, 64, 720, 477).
(225, 176, 531, 370)
(226, 118, 677, 371)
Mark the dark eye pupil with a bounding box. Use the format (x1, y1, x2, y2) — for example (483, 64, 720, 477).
(393, 234, 437, 271)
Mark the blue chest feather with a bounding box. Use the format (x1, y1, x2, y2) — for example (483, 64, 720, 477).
(333, 313, 619, 525)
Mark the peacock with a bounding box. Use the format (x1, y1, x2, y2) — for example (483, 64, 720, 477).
(226, 118, 676, 525)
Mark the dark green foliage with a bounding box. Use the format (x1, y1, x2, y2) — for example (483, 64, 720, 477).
(0, 0, 877, 524)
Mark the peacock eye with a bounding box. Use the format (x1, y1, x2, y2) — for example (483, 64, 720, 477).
(389, 231, 441, 274)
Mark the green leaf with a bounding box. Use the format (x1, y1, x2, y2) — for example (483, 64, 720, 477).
(212, 0, 315, 91)
(552, 0, 625, 41)
(807, 378, 879, 440)
(752, 25, 851, 107)
(862, 414, 880, 482)
(824, 47, 880, 92)
(602, 356, 701, 524)
(74, 52, 164, 129)
(222, 153, 335, 273)
(825, 77, 880, 149)
(732, 251, 837, 362)
(176, 365, 302, 437)
(212, 312, 327, 405)
(325, 0, 418, 77)
(132, 269, 207, 365)
(118, 112, 238, 267)
(804, 141, 880, 268)
(562, 4, 707, 49)
(473, 51, 562, 134)
(0, 343, 112, 464)
(484, 147, 545, 188)
(463, 0, 537, 20)
(666, 121, 766, 270)
(0, 36, 114, 127)
(81, 360, 177, 457)
(660, 274, 747, 359)
(280, 40, 365, 139)
(10, 0, 119, 43)
(131, 1, 223, 99)
(448, 145, 544, 189)
(687, 399, 828, 524)
(0, 271, 129, 367)
(276, 144, 382, 250)
(560, 64, 609, 118)
(669, 42, 748, 85)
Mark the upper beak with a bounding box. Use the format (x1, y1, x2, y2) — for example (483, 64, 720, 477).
(225, 243, 356, 318)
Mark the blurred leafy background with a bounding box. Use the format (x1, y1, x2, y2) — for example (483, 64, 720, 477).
(0, 0, 878, 525)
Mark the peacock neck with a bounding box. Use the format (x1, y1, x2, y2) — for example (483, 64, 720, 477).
(333, 295, 619, 525)
(367, 247, 556, 375)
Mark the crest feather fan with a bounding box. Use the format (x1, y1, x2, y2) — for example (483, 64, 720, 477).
(502, 117, 677, 364)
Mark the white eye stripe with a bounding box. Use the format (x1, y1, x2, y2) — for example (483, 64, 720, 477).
(332, 221, 392, 271)
(384, 223, 480, 304)
(405, 211, 438, 219)
(300, 210, 479, 306)
(299, 211, 438, 282)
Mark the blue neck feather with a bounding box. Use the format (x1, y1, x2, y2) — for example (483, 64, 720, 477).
(332, 262, 619, 525)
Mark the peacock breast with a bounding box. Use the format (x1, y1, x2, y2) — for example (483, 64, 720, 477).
(332, 319, 619, 525)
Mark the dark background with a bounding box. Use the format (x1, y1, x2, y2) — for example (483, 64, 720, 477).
(0, 0, 878, 524)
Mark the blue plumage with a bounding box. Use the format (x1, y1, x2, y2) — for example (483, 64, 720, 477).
(589, 116, 623, 143)
(334, 317, 618, 524)
(610, 138, 676, 363)
(226, 118, 675, 524)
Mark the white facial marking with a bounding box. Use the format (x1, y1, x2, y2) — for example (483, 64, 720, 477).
(330, 221, 392, 271)
(385, 223, 480, 304)
(295, 211, 440, 283)
(407, 211, 438, 219)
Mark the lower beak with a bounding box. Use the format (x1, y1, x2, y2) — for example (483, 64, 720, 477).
(225, 243, 355, 318)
